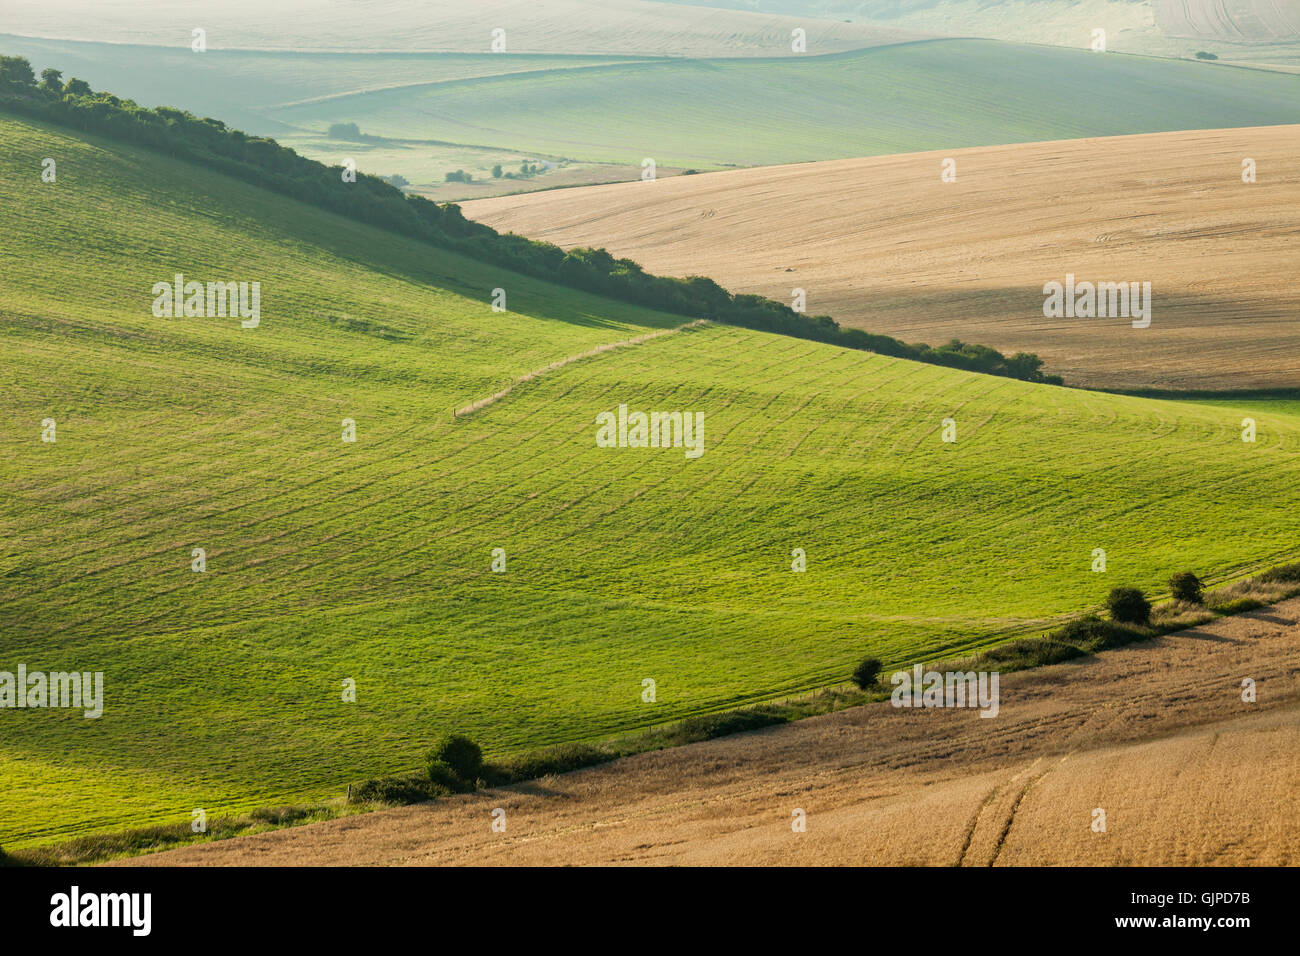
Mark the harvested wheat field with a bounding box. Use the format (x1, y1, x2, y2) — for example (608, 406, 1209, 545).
(128, 599, 1300, 866)
(1154, 0, 1300, 41)
(466, 125, 1300, 391)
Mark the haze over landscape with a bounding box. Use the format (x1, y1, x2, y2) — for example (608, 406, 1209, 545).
(1, 0, 1297, 874)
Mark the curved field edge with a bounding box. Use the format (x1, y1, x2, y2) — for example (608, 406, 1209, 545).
(0, 85, 1057, 387)
(2, 115, 1299, 849)
(9, 570, 1299, 866)
(463, 125, 1300, 393)
(272, 39, 1300, 168)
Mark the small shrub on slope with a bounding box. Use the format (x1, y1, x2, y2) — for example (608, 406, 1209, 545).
(427, 732, 483, 790)
(851, 657, 882, 689)
(1168, 571, 1204, 604)
(1107, 587, 1151, 626)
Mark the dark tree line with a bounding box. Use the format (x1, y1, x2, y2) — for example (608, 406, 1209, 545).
(0, 55, 1063, 385)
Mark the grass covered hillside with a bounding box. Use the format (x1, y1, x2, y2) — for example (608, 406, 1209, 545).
(2, 111, 1299, 849)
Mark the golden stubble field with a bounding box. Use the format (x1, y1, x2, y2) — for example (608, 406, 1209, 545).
(466, 125, 1300, 391)
(130, 599, 1300, 866)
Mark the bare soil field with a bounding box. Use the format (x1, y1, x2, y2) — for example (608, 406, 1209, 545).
(466, 125, 1300, 391)
(1154, 0, 1300, 40)
(127, 599, 1300, 866)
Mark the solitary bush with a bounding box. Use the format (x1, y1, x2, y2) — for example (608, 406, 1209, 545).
(1168, 571, 1204, 604)
(1107, 587, 1151, 625)
(327, 121, 362, 139)
(427, 732, 483, 782)
(850, 657, 882, 689)
(1195, 51, 1218, 60)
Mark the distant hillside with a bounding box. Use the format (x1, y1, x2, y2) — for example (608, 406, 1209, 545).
(6, 31, 1299, 199)
(0, 0, 922, 56)
(270, 39, 1300, 169)
(660, 0, 1300, 71)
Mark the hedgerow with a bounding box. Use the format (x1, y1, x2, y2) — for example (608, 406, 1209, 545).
(0, 56, 1062, 385)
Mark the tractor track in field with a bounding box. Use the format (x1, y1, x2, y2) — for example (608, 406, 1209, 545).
(452, 320, 707, 419)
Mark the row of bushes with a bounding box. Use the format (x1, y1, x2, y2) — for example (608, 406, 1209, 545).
(0, 55, 1063, 385)
(361, 562, 1300, 807)
(850, 564, 1300, 685)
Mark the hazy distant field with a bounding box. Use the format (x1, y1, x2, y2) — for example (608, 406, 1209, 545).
(0, 35, 653, 133)
(3, 111, 1300, 849)
(0, 34, 677, 196)
(273, 40, 1300, 169)
(467, 125, 1300, 391)
(0, 0, 920, 56)
(661, 0, 1300, 70)
(1153, 0, 1300, 41)
(7, 34, 1300, 197)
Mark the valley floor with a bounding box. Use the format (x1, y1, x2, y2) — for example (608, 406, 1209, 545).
(126, 598, 1300, 866)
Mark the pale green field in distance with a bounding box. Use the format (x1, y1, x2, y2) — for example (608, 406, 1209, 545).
(0, 34, 652, 133)
(3, 113, 1299, 849)
(6, 35, 1299, 194)
(659, 0, 1300, 72)
(273, 40, 1300, 168)
(0, 35, 677, 196)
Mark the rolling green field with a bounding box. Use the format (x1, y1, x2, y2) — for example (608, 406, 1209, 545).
(2, 111, 1300, 849)
(662, 0, 1300, 72)
(0, 35, 654, 134)
(6, 35, 1300, 192)
(272, 39, 1300, 168)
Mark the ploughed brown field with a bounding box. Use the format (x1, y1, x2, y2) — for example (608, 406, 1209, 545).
(465, 126, 1300, 391)
(128, 599, 1300, 866)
